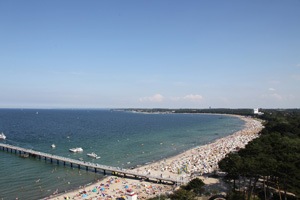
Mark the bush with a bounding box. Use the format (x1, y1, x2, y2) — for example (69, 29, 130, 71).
(170, 188, 196, 200)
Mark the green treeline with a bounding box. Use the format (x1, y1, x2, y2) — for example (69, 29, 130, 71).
(113, 108, 300, 117)
(112, 108, 255, 115)
(218, 110, 300, 200)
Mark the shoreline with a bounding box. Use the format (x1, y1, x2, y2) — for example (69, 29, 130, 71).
(48, 114, 263, 200)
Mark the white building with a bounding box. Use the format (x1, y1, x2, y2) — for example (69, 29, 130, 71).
(253, 108, 264, 115)
(125, 190, 137, 200)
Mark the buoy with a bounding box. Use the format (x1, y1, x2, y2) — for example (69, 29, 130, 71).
(67, 136, 70, 138)
(141, 144, 144, 146)
(160, 143, 163, 145)
(171, 144, 174, 146)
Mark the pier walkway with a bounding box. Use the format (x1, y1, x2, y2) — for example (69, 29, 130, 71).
(0, 143, 188, 185)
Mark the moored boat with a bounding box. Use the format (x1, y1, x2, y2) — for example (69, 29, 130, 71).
(87, 152, 100, 159)
(0, 132, 6, 140)
(51, 144, 56, 148)
(20, 154, 29, 158)
(69, 147, 83, 153)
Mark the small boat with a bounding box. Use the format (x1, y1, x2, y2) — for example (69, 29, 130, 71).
(69, 147, 83, 153)
(51, 144, 56, 148)
(87, 152, 100, 159)
(20, 154, 29, 158)
(0, 132, 6, 140)
(76, 147, 83, 152)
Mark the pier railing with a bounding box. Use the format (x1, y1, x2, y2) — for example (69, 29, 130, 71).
(0, 143, 188, 185)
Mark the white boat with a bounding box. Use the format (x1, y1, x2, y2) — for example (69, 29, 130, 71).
(0, 132, 6, 140)
(51, 144, 56, 148)
(69, 147, 83, 153)
(87, 152, 100, 159)
(76, 147, 83, 152)
(69, 148, 77, 153)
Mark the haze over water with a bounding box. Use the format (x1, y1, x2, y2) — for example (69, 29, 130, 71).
(0, 109, 245, 199)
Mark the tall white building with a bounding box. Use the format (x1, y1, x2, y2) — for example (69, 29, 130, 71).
(253, 108, 263, 115)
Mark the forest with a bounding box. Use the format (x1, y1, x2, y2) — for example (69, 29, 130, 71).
(219, 109, 300, 200)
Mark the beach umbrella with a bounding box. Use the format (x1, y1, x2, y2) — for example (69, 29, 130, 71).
(106, 184, 109, 187)
(125, 185, 129, 189)
(82, 194, 88, 197)
(100, 188, 105, 191)
(92, 189, 97, 192)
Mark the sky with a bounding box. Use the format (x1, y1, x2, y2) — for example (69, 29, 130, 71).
(0, 1, 300, 109)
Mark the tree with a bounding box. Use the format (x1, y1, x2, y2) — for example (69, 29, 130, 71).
(218, 153, 242, 189)
(170, 188, 196, 200)
(147, 195, 168, 200)
(181, 178, 205, 196)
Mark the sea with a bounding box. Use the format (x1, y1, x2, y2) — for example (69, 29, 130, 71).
(0, 109, 245, 200)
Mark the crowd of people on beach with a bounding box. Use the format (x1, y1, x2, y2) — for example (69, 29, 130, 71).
(47, 176, 173, 200)
(139, 118, 263, 179)
(49, 117, 263, 200)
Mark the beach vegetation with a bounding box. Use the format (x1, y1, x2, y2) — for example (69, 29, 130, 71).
(181, 178, 206, 196)
(147, 194, 169, 200)
(170, 188, 196, 200)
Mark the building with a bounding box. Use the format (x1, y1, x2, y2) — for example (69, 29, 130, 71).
(253, 108, 264, 115)
(125, 190, 137, 200)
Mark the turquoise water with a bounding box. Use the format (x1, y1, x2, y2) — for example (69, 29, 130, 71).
(0, 109, 244, 200)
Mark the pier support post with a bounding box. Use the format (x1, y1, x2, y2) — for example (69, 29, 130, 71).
(64, 161, 65, 166)
(10, 149, 12, 153)
(39, 155, 41, 159)
(78, 165, 80, 169)
(57, 160, 59, 164)
(51, 158, 53, 163)
(71, 163, 73, 167)
(86, 166, 88, 171)
(95, 168, 97, 172)
(44, 157, 46, 160)
(104, 170, 106, 175)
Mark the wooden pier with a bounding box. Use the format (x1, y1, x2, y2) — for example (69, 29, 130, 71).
(0, 143, 188, 185)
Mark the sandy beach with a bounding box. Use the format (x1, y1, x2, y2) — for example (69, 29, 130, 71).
(48, 115, 263, 200)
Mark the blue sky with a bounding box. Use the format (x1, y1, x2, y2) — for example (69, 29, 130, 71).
(0, 1, 300, 108)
